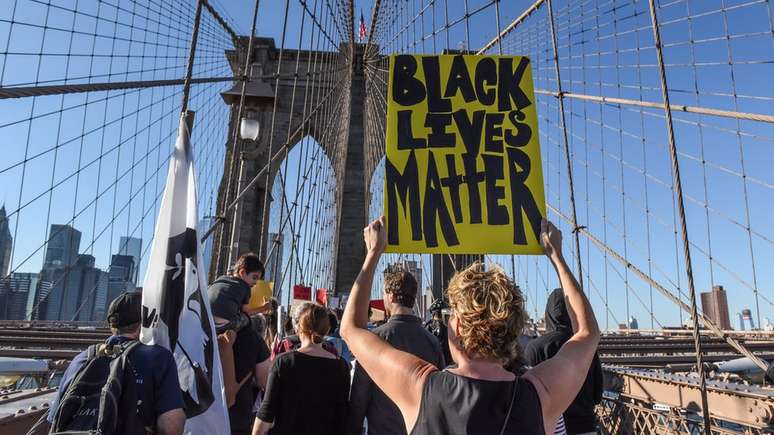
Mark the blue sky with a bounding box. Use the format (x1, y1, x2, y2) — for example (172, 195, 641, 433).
(2, 0, 773, 329)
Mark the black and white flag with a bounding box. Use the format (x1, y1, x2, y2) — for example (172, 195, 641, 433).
(140, 111, 229, 434)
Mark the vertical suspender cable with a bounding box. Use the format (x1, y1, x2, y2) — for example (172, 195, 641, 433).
(546, 0, 583, 288)
(646, 1, 711, 432)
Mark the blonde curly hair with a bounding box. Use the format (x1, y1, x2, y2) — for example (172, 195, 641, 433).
(446, 262, 525, 362)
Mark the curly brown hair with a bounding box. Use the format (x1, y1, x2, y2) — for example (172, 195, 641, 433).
(446, 262, 525, 362)
(384, 271, 418, 308)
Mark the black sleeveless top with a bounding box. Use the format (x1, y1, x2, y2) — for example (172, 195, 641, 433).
(410, 370, 545, 435)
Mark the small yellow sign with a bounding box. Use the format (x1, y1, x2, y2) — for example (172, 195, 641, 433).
(385, 54, 546, 254)
(246, 280, 274, 311)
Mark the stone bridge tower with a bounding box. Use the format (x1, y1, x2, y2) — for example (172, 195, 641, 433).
(209, 37, 367, 296)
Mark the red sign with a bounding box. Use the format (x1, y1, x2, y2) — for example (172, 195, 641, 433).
(369, 299, 385, 312)
(293, 285, 311, 300)
(316, 289, 328, 306)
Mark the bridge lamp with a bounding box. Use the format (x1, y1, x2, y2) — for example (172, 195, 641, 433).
(220, 79, 275, 142)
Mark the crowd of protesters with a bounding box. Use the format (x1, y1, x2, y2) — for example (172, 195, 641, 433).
(43, 217, 601, 435)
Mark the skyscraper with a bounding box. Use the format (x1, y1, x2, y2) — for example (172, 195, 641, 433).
(0, 273, 38, 320)
(700, 285, 732, 330)
(0, 205, 12, 277)
(117, 236, 142, 283)
(107, 254, 136, 309)
(44, 224, 81, 269)
(40, 254, 107, 321)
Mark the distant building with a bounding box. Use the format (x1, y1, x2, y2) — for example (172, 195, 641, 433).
(700, 285, 731, 330)
(739, 308, 755, 331)
(39, 254, 107, 321)
(628, 316, 639, 330)
(30, 279, 53, 320)
(265, 232, 284, 285)
(0, 273, 40, 320)
(0, 205, 12, 277)
(117, 237, 142, 283)
(43, 224, 81, 269)
(107, 254, 136, 309)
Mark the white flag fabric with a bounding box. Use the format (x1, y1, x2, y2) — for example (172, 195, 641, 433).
(140, 111, 230, 435)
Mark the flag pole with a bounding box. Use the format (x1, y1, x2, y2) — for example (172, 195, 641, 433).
(181, 0, 204, 115)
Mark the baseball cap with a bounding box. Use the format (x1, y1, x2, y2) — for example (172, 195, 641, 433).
(107, 292, 142, 327)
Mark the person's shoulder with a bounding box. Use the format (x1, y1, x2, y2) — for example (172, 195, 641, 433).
(132, 342, 174, 360)
(372, 321, 392, 337)
(336, 356, 351, 372)
(273, 350, 297, 366)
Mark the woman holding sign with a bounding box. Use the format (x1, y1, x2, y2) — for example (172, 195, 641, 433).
(340, 217, 600, 434)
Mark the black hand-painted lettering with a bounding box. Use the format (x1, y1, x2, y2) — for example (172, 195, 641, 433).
(507, 147, 543, 245)
(504, 109, 532, 148)
(440, 154, 464, 223)
(498, 57, 531, 112)
(397, 110, 427, 150)
(424, 151, 459, 247)
(462, 153, 486, 224)
(422, 56, 452, 112)
(453, 109, 485, 156)
(484, 112, 505, 154)
(444, 55, 476, 102)
(392, 55, 425, 106)
(482, 154, 509, 225)
(474, 57, 497, 106)
(425, 112, 455, 148)
(386, 151, 423, 244)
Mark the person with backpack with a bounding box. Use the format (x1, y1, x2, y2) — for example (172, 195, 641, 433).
(47, 292, 185, 435)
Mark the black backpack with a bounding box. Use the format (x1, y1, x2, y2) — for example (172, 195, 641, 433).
(50, 340, 147, 435)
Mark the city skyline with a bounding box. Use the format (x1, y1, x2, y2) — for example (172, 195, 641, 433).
(0, 223, 144, 322)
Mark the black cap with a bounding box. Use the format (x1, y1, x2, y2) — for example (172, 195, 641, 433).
(107, 292, 142, 327)
(429, 298, 449, 313)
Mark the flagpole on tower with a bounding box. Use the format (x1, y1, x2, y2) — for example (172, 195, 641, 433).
(181, 0, 205, 115)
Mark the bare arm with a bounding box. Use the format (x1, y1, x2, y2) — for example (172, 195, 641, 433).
(252, 419, 273, 435)
(156, 408, 185, 435)
(523, 220, 601, 432)
(340, 217, 436, 434)
(255, 358, 270, 390)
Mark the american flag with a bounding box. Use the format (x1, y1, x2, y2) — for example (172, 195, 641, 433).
(359, 10, 367, 41)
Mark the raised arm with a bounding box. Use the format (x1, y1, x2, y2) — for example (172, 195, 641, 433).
(340, 217, 436, 434)
(523, 220, 601, 432)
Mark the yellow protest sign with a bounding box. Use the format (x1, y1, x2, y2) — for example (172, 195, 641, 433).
(384, 54, 546, 254)
(246, 280, 274, 311)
